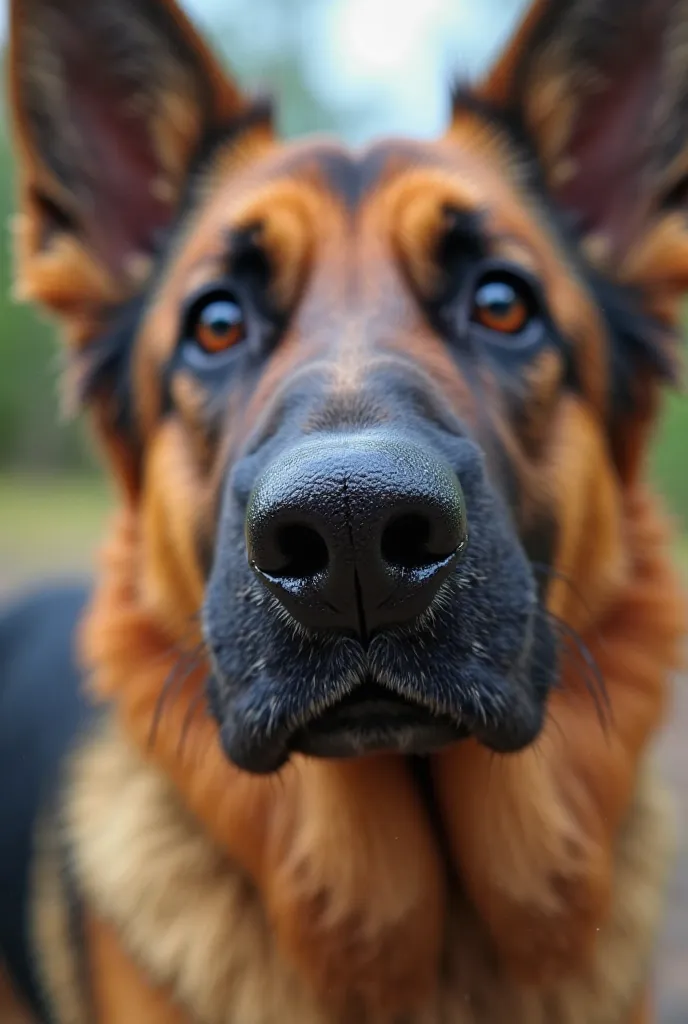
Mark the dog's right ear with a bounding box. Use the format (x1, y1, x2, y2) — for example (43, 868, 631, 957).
(8, 0, 263, 346)
(478, 0, 688, 314)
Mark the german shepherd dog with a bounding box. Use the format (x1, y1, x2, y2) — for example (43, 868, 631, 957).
(1, 0, 687, 1020)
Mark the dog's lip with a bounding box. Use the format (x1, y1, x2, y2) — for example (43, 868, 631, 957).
(288, 678, 468, 759)
(300, 679, 445, 730)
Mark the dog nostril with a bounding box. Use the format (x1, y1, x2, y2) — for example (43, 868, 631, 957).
(381, 513, 441, 570)
(245, 435, 467, 632)
(273, 523, 329, 578)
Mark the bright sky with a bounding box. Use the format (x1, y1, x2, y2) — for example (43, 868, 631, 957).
(305, 0, 525, 139)
(183, 0, 526, 141)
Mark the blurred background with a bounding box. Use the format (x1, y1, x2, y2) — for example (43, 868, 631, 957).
(0, 1, 685, 1018)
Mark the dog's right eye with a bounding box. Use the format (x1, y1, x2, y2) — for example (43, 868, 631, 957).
(182, 286, 246, 366)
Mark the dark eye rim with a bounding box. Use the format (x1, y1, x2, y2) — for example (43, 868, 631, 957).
(461, 259, 547, 351)
(180, 280, 247, 367)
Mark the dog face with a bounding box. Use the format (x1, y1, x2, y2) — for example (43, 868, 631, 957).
(9, 0, 687, 775)
(188, 136, 566, 773)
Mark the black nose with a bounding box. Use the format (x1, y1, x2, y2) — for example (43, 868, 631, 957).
(245, 433, 467, 638)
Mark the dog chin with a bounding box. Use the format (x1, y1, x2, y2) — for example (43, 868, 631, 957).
(213, 671, 546, 775)
(288, 680, 469, 759)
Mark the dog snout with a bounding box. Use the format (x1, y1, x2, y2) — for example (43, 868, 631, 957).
(245, 431, 467, 638)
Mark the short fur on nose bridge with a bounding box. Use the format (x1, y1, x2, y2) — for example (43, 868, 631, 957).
(245, 431, 467, 638)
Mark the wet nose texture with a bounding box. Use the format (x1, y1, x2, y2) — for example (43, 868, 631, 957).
(245, 433, 467, 639)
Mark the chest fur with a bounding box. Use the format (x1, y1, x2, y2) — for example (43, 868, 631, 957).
(33, 723, 673, 1024)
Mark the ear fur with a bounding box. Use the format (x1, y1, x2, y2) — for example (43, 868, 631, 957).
(479, 0, 688, 312)
(8, 0, 252, 346)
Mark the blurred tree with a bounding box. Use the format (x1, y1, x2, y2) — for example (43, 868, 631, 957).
(0, 124, 94, 471)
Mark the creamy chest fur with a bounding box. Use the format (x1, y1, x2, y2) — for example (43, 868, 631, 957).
(34, 722, 674, 1024)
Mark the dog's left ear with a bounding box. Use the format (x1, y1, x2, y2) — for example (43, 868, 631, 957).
(9, 0, 256, 344)
(479, 0, 688, 320)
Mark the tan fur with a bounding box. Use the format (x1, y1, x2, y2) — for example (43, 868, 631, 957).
(86, 913, 192, 1024)
(31, 816, 89, 1024)
(64, 718, 327, 1024)
(432, 476, 684, 984)
(627, 990, 652, 1024)
(73, 419, 684, 1016)
(56, 715, 673, 1024)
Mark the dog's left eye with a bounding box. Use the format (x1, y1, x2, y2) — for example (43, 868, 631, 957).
(183, 287, 246, 361)
(470, 273, 534, 336)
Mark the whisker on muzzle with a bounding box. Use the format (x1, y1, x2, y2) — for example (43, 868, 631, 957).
(538, 606, 611, 731)
(530, 564, 610, 729)
(177, 682, 211, 760)
(148, 637, 208, 753)
(532, 561, 606, 650)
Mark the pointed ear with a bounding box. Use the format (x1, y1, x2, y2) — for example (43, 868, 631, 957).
(479, 0, 688, 315)
(9, 0, 255, 342)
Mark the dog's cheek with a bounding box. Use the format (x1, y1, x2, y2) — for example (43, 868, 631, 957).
(140, 419, 207, 637)
(546, 396, 628, 632)
(430, 737, 612, 982)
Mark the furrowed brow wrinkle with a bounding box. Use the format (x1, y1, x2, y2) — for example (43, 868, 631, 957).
(440, 205, 487, 248)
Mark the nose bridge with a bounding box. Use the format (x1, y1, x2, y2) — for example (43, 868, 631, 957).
(245, 204, 471, 451)
(300, 210, 419, 397)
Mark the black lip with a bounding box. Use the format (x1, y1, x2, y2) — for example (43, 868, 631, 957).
(289, 679, 468, 759)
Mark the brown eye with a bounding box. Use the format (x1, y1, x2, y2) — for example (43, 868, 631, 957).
(471, 277, 531, 335)
(191, 294, 245, 354)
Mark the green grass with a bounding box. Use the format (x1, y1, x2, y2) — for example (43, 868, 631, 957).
(0, 473, 112, 580)
(675, 535, 688, 575)
(652, 391, 688, 535)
